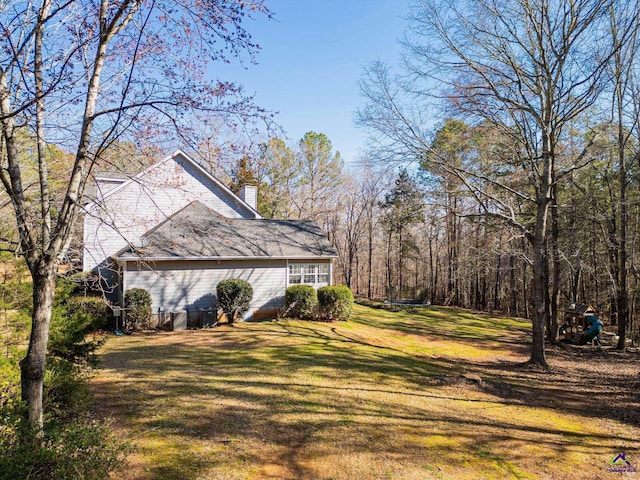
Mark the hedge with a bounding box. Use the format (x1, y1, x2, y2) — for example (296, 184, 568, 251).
(217, 279, 253, 323)
(285, 285, 318, 319)
(317, 285, 354, 321)
(124, 288, 152, 330)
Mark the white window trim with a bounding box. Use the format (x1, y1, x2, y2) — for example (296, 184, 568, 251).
(287, 262, 330, 287)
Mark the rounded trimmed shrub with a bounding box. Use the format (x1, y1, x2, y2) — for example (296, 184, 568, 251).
(124, 288, 152, 330)
(217, 279, 253, 324)
(285, 285, 318, 319)
(318, 285, 354, 321)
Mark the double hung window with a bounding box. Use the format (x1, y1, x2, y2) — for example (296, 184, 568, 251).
(288, 263, 329, 285)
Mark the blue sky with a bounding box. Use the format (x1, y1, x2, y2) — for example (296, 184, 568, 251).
(215, 0, 411, 166)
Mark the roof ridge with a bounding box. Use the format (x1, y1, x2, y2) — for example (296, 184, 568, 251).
(83, 150, 261, 219)
(115, 203, 337, 260)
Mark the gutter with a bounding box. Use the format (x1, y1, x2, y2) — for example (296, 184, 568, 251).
(115, 254, 339, 262)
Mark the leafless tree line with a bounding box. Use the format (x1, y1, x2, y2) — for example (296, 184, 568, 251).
(346, 0, 640, 366)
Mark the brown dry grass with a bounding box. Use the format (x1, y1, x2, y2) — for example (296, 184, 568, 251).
(91, 305, 640, 479)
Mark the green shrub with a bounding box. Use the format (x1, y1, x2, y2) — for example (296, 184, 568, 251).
(0, 410, 129, 480)
(0, 357, 20, 412)
(49, 280, 107, 367)
(124, 288, 152, 330)
(49, 308, 106, 367)
(318, 285, 354, 321)
(0, 279, 31, 311)
(47, 281, 109, 420)
(42, 358, 93, 424)
(216, 279, 253, 324)
(285, 285, 318, 319)
(68, 296, 111, 329)
(0, 273, 128, 480)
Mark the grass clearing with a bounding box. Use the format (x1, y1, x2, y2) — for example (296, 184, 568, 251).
(92, 304, 640, 479)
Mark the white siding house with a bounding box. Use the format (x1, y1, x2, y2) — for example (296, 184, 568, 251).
(83, 151, 259, 272)
(82, 150, 337, 321)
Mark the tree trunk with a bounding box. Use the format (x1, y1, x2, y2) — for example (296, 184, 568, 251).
(589, 222, 601, 308)
(346, 243, 354, 289)
(550, 184, 560, 343)
(428, 236, 434, 303)
(367, 213, 373, 299)
(522, 237, 531, 320)
(398, 227, 404, 290)
(509, 253, 517, 316)
(530, 229, 548, 366)
(543, 249, 551, 338)
(446, 198, 458, 305)
(20, 269, 56, 428)
(608, 212, 619, 326)
(480, 219, 488, 310)
(386, 228, 393, 294)
(616, 147, 628, 350)
(354, 254, 360, 296)
(473, 218, 480, 309)
(494, 251, 501, 311)
(529, 128, 552, 367)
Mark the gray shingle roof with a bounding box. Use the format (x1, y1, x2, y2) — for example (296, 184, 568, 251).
(117, 201, 337, 260)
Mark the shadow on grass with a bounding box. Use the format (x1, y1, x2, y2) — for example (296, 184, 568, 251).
(463, 350, 640, 428)
(351, 305, 533, 350)
(92, 306, 640, 479)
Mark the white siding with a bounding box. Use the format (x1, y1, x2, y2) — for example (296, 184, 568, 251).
(238, 185, 257, 211)
(123, 259, 287, 318)
(83, 153, 254, 271)
(95, 178, 126, 197)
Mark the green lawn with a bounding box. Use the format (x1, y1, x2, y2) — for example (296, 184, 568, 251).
(92, 304, 640, 479)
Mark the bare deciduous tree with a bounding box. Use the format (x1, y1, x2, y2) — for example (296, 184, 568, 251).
(358, 0, 637, 366)
(0, 0, 270, 428)
(607, 3, 640, 350)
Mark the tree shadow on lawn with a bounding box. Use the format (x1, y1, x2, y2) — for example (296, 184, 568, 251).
(135, 385, 637, 477)
(99, 329, 445, 390)
(93, 323, 640, 479)
(94, 358, 639, 479)
(349, 306, 639, 427)
(460, 346, 640, 428)
(97, 322, 639, 429)
(352, 307, 532, 348)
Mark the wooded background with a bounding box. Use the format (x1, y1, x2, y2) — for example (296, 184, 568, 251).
(2, 2, 640, 423)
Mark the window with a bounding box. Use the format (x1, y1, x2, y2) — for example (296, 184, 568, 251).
(318, 264, 329, 283)
(288, 264, 302, 284)
(303, 264, 317, 283)
(288, 263, 330, 285)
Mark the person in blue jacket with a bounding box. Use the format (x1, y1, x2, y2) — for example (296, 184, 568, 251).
(580, 315, 603, 346)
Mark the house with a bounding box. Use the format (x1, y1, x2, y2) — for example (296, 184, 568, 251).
(82, 150, 337, 321)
